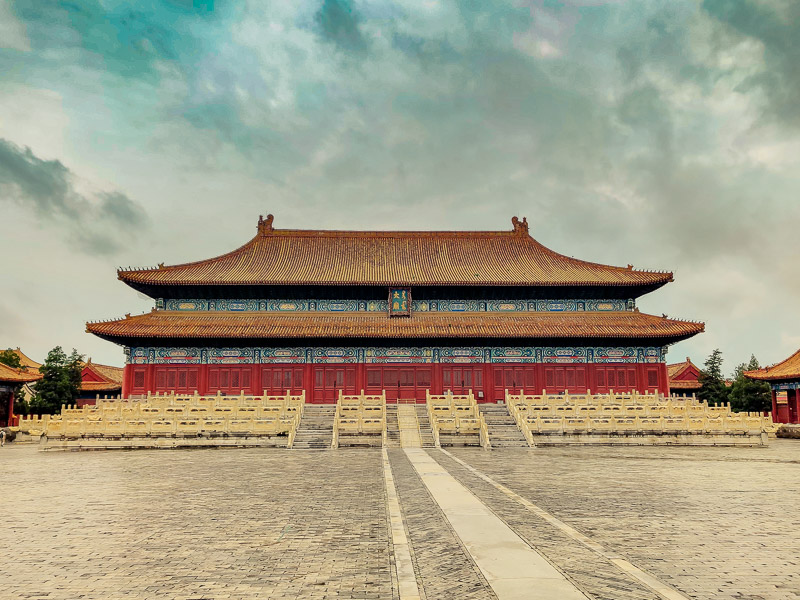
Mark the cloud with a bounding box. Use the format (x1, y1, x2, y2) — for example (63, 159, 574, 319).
(0, 0, 30, 51)
(315, 0, 367, 53)
(702, 0, 800, 128)
(0, 138, 149, 254)
(2, 0, 800, 368)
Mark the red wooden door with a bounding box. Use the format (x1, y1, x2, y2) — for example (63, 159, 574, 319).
(312, 366, 356, 403)
(443, 366, 483, 395)
(260, 366, 304, 396)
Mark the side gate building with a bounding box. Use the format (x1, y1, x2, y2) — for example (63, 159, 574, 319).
(87, 215, 704, 403)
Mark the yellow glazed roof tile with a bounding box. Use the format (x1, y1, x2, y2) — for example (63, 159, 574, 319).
(87, 310, 703, 342)
(117, 216, 674, 288)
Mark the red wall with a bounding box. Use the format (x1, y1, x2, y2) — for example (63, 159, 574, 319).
(123, 362, 669, 403)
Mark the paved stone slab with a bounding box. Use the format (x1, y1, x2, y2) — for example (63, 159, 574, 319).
(432, 449, 667, 600)
(448, 444, 800, 600)
(388, 449, 496, 600)
(2, 446, 394, 600)
(382, 448, 421, 600)
(404, 448, 587, 600)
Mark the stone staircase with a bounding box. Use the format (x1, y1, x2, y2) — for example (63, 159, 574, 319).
(291, 405, 336, 449)
(397, 404, 422, 447)
(415, 404, 436, 448)
(479, 403, 529, 448)
(385, 405, 401, 448)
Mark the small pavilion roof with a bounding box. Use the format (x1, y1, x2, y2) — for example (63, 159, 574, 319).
(117, 215, 673, 291)
(5, 348, 41, 371)
(80, 359, 123, 392)
(745, 349, 800, 382)
(0, 362, 42, 384)
(87, 310, 703, 343)
(667, 357, 704, 390)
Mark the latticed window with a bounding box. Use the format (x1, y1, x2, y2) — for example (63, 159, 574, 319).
(597, 370, 606, 388)
(647, 368, 658, 389)
(133, 370, 145, 389)
(367, 369, 381, 386)
(545, 369, 554, 389)
(524, 370, 534, 388)
(417, 369, 431, 387)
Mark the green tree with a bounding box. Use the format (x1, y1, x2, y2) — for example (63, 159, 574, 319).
(728, 355, 772, 413)
(698, 349, 729, 406)
(0, 348, 31, 415)
(29, 347, 83, 415)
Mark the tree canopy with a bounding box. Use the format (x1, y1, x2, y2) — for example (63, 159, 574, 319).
(29, 347, 83, 415)
(729, 355, 772, 413)
(0, 349, 23, 370)
(698, 349, 729, 406)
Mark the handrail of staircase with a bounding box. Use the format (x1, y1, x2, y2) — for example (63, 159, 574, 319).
(426, 390, 441, 447)
(506, 389, 535, 447)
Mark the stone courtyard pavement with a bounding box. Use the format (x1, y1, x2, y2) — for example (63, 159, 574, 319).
(2, 442, 799, 600)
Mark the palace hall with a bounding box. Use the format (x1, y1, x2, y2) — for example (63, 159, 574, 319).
(87, 215, 704, 403)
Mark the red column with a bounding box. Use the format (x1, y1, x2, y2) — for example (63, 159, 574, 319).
(771, 391, 778, 422)
(121, 365, 130, 398)
(776, 391, 790, 423)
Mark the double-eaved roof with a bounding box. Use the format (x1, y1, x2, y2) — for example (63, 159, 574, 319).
(746, 349, 800, 382)
(118, 216, 673, 291)
(91, 215, 702, 347)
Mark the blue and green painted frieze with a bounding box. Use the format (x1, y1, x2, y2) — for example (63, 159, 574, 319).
(127, 345, 666, 365)
(159, 298, 635, 313)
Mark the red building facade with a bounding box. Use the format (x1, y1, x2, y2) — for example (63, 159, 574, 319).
(746, 349, 800, 424)
(88, 215, 703, 403)
(667, 358, 703, 397)
(0, 362, 41, 427)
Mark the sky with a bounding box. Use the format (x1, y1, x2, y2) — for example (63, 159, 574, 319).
(1, 0, 799, 375)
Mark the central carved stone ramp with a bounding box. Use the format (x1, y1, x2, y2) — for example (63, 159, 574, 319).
(291, 405, 336, 449)
(414, 404, 436, 447)
(384, 405, 401, 448)
(479, 403, 529, 448)
(396, 404, 422, 448)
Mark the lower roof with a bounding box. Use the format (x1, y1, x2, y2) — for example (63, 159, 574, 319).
(0, 362, 42, 384)
(87, 310, 704, 345)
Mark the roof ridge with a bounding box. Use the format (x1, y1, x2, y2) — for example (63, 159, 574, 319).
(117, 213, 675, 289)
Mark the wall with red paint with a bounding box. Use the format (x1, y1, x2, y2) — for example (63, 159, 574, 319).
(123, 362, 669, 402)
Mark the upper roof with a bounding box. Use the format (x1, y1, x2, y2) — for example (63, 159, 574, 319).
(87, 309, 703, 343)
(118, 215, 673, 291)
(667, 357, 702, 390)
(746, 349, 800, 382)
(0, 361, 42, 384)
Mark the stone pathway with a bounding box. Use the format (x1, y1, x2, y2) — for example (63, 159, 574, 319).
(404, 448, 587, 599)
(2, 442, 799, 599)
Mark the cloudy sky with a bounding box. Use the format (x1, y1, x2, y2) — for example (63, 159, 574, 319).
(1, 0, 799, 374)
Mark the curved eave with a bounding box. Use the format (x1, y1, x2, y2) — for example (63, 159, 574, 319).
(0, 363, 42, 383)
(87, 310, 704, 347)
(745, 349, 800, 382)
(116, 222, 674, 293)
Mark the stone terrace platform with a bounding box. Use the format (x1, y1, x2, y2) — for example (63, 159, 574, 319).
(3, 443, 799, 600)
